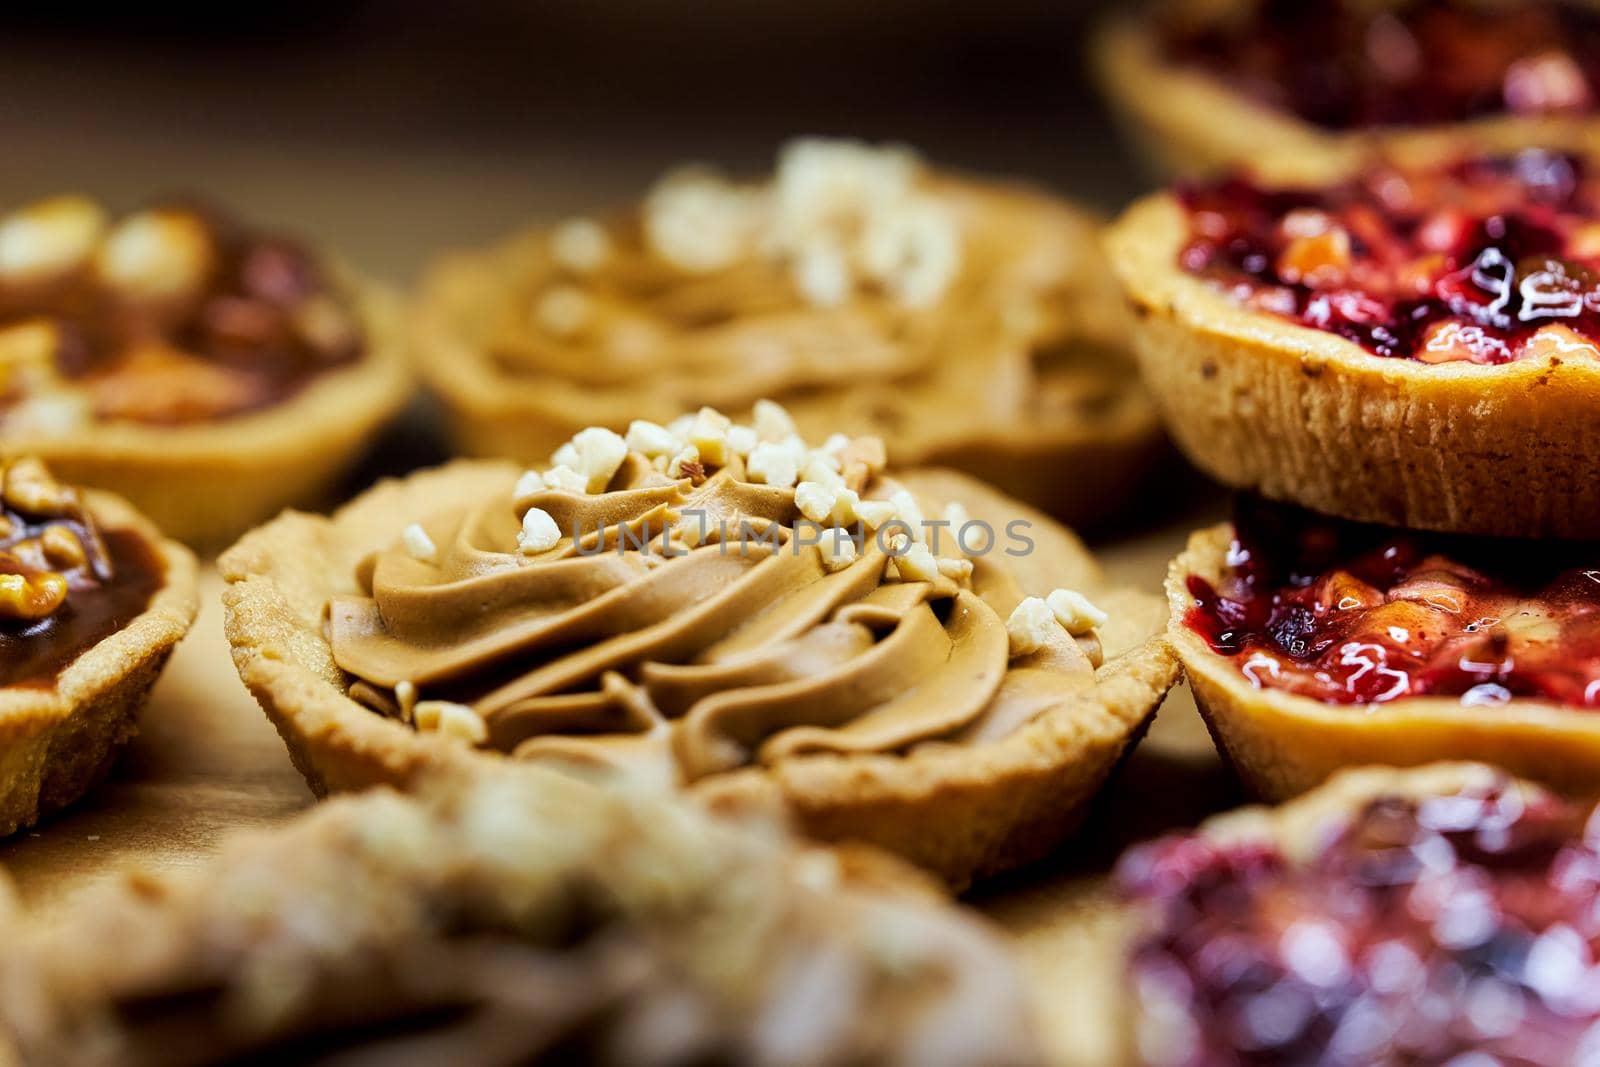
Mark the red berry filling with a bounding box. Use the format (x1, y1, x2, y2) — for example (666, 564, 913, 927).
(1162, 0, 1600, 130)
(1180, 150, 1600, 364)
(1119, 781, 1600, 1065)
(1184, 499, 1600, 708)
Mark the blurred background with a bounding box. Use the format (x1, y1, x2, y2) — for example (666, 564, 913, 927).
(0, 1, 1136, 280)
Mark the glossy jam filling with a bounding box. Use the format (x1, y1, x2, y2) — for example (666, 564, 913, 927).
(1184, 498, 1600, 707)
(0, 524, 164, 694)
(1162, 0, 1600, 130)
(0, 203, 362, 425)
(1179, 151, 1600, 364)
(1118, 782, 1600, 1066)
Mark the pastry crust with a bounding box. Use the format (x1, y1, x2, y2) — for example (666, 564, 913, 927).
(411, 182, 1163, 531)
(1108, 192, 1600, 538)
(1093, 6, 1600, 182)
(4, 276, 411, 550)
(220, 460, 1180, 887)
(1168, 523, 1600, 800)
(0, 488, 197, 835)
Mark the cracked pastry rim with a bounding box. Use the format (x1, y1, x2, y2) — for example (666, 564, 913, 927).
(409, 142, 1163, 530)
(0, 483, 197, 836)
(1168, 523, 1600, 800)
(1092, 5, 1600, 182)
(219, 458, 1180, 887)
(1097, 761, 1553, 1065)
(1107, 189, 1600, 538)
(5, 273, 411, 549)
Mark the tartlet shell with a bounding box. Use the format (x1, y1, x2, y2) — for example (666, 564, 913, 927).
(0, 489, 198, 835)
(1108, 193, 1600, 539)
(4, 276, 412, 550)
(1093, 9, 1600, 182)
(219, 460, 1180, 887)
(1168, 523, 1600, 800)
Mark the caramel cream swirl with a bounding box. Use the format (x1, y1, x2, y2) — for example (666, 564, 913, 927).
(329, 445, 1104, 785)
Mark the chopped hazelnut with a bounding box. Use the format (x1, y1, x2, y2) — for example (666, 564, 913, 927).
(1005, 597, 1060, 657)
(625, 419, 681, 458)
(571, 426, 628, 492)
(853, 498, 897, 529)
(518, 507, 562, 554)
(535, 285, 591, 337)
(513, 469, 546, 499)
(819, 535, 858, 572)
(0, 195, 106, 283)
(542, 465, 588, 493)
(889, 542, 940, 583)
(549, 217, 611, 274)
(686, 406, 733, 467)
(889, 489, 926, 543)
(746, 441, 799, 488)
(791, 238, 850, 307)
(794, 480, 836, 525)
(551, 442, 580, 469)
(413, 700, 488, 745)
(96, 209, 214, 301)
(752, 399, 798, 442)
(725, 424, 759, 458)
(401, 523, 437, 564)
(937, 557, 974, 581)
(1045, 588, 1108, 636)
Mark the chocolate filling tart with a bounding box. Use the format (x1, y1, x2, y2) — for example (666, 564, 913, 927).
(0, 196, 409, 547)
(1094, 0, 1600, 180)
(220, 406, 1179, 887)
(1108, 148, 1600, 538)
(1169, 500, 1600, 800)
(0, 456, 196, 834)
(414, 138, 1161, 529)
(0, 766, 1044, 1066)
(1108, 764, 1600, 1066)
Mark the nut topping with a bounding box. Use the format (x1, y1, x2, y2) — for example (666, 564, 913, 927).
(0, 456, 113, 624)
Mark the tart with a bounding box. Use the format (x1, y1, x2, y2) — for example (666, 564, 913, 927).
(0, 765, 1044, 1066)
(1111, 763, 1600, 1066)
(0, 195, 409, 547)
(1109, 148, 1600, 538)
(1095, 0, 1600, 180)
(414, 137, 1161, 529)
(1169, 497, 1600, 800)
(0, 455, 196, 834)
(220, 403, 1180, 886)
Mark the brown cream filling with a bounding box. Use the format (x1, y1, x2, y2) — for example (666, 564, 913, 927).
(329, 456, 1101, 784)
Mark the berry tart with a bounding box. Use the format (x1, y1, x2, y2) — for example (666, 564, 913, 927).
(220, 402, 1179, 886)
(414, 138, 1161, 528)
(0, 455, 196, 834)
(0, 195, 409, 547)
(0, 765, 1044, 1066)
(1112, 763, 1600, 1066)
(1096, 0, 1600, 180)
(1109, 148, 1600, 538)
(1170, 497, 1600, 800)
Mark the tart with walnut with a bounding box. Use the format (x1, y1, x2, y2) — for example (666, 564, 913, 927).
(0, 764, 1044, 1066)
(220, 402, 1179, 886)
(1109, 148, 1600, 538)
(1169, 498, 1600, 800)
(414, 138, 1160, 528)
(1096, 0, 1600, 180)
(0, 195, 409, 547)
(0, 455, 196, 834)
(1107, 763, 1600, 1065)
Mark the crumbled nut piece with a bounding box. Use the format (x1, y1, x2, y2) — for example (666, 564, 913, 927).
(3, 456, 70, 516)
(96, 209, 213, 300)
(550, 217, 611, 274)
(937, 557, 974, 581)
(394, 680, 418, 725)
(889, 542, 940, 583)
(791, 238, 850, 307)
(571, 426, 629, 492)
(1006, 597, 1060, 657)
(800, 452, 845, 489)
(836, 436, 888, 492)
(853, 498, 897, 529)
(725, 424, 759, 458)
(746, 441, 799, 489)
(794, 480, 836, 525)
(819, 433, 852, 455)
(625, 419, 681, 458)
(662, 443, 702, 482)
(401, 523, 437, 564)
(0, 320, 60, 388)
(889, 489, 926, 543)
(0, 569, 68, 621)
(862, 195, 962, 308)
(413, 700, 488, 744)
(517, 507, 562, 554)
(539, 465, 585, 493)
(1045, 588, 1108, 636)
(819, 535, 858, 572)
(643, 166, 758, 272)
(535, 285, 591, 337)
(514, 469, 546, 499)
(551, 442, 580, 469)
(0, 196, 106, 283)
(752, 399, 798, 442)
(687, 407, 733, 467)
(39, 525, 86, 570)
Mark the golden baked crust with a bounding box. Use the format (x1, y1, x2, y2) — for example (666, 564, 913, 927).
(411, 157, 1161, 530)
(1093, 4, 1600, 182)
(1107, 192, 1600, 538)
(1167, 523, 1600, 800)
(0, 487, 197, 835)
(220, 459, 1179, 887)
(0, 765, 1045, 1066)
(4, 276, 411, 550)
